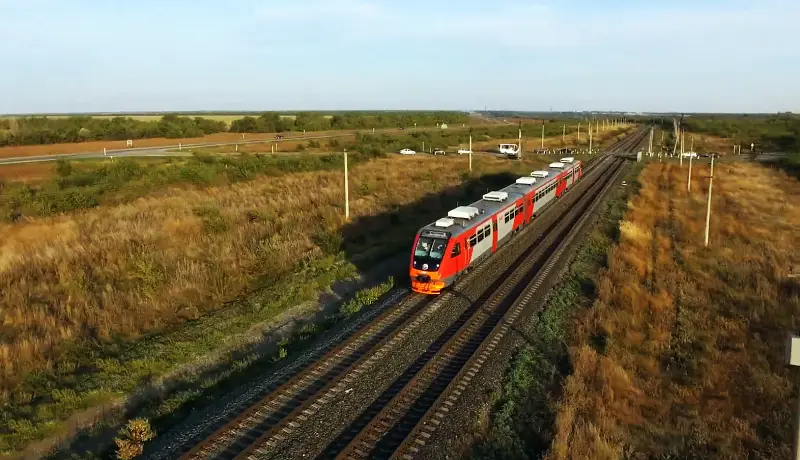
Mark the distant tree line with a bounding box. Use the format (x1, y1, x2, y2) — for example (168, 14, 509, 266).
(0, 112, 471, 147)
(0, 115, 227, 147)
(228, 112, 470, 133)
(681, 115, 800, 152)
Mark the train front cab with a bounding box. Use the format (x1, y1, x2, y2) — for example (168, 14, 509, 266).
(409, 229, 459, 294)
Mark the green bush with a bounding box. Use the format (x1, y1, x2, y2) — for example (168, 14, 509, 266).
(338, 277, 395, 317)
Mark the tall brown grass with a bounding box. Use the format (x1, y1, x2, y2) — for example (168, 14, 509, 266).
(548, 162, 800, 459)
(0, 154, 549, 394)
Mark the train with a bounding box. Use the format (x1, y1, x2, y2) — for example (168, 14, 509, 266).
(410, 157, 584, 295)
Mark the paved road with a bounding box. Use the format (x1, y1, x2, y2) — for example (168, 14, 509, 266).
(0, 132, 363, 165)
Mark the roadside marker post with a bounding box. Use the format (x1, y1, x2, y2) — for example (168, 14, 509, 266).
(344, 149, 349, 220)
(785, 333, 800, 460)
(704, 155, 714, 246)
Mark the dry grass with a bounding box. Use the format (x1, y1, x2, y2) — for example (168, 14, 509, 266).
(686, 132, 735, 154)
(548, 162, 800, 459)
(0, 153, 551, 394)
(0, 163, 55, 183)
(475, 125, 633, 153)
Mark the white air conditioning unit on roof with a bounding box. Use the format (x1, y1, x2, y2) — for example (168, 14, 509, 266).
(549, 162, 565, 169)
(448, 206, 480, 220)
(531, 171, 549, 178)
(560, 157, 575, 163)
(434, 217, 454, 228)
(516, 177, 536, 185)
(482, 191, 509, 202)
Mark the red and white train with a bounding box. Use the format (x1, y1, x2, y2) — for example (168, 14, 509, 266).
(410, 158, 583, 295)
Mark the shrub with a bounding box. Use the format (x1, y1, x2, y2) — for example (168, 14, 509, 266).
(55, 159, 72, 177)
(114, 418, 154, 460)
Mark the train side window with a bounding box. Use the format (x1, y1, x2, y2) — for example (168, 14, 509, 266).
(450, 243, 461, 257)
(477, 232, 484, 243)
(485, 224, 491, 235)
(469, 235, 477, 247)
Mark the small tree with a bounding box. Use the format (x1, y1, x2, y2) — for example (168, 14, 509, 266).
(114, 418, 155, 460)
(55, 159, 72, 177)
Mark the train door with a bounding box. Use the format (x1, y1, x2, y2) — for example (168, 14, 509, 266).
(449, 237, 465, 278)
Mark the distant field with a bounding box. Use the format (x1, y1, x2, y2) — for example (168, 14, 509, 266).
(0, 114, 323, 124)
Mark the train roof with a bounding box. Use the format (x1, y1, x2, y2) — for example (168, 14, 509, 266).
(419, 160, 581, 239)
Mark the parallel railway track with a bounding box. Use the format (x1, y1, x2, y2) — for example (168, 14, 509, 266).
(170, 126, 649, 460)
(331, 157, 628, 460)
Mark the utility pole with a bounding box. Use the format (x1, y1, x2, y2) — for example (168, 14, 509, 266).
(519, 125, 523, 160)
(588, 120, 593, 154)
(577, 123, 581, 143)
(688, 152, 693, 192)
(680, 130, 684, 167)
(690, 135, 694, 154)
(344, 149, 350, 220)
(704, 154, 714, 247)
(660, 131, 664, 154)
(648, 128, 654, 156)
(596, 119, 600, 135)
(541, 123, 545, 150)
(562, 124, 566, 145)
(469, 135, 473, 171)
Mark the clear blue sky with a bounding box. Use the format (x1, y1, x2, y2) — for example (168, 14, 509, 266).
(1, 0, 797, 114)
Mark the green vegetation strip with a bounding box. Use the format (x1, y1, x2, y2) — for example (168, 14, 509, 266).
(469, 162, 644, 460)
(0, 123, 586, 221)
(0, 112, 470, 147)
(1, 255, 395, 457)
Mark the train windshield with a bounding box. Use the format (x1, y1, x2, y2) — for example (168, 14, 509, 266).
(415, 237, 447, 259)
(413, 236, 448, 271)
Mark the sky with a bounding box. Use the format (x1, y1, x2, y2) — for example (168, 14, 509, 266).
(0, 0, 797, 114)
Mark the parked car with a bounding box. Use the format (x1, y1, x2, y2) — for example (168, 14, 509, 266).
(400, 148, 416, 155)
(275, 135, 284, 140)
(457, 148, 472, 155)
(433, 149, 446, 156)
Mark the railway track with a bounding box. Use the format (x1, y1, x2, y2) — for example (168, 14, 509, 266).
(326, 158, 628, 460)
(169, 126, 648, 460)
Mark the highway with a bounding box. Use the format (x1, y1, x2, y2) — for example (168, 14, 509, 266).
(0, 120, 514, 166)
(0, 132, 359, 165)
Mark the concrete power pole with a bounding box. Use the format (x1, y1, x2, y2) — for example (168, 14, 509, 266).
(469, 135, 472, 172)
(704, 154, 714, 247)
(541, 123, 545, 150)
(588, 121, 593, 154)
(577, 123, 581, 143)
(344, 149, 350, 220)
(519, 126, 523, 160)
(648, 128, 654, 156)
(688, 152, 693, 192)
(562, 124, 566, 146)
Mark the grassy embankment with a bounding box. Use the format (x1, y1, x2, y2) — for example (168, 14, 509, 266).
(469, 157, 646, 460)
(547, 161, 799, 459)
(476, 159, 800, 459)
(473, 158, 799, 459)
(0, 125, 634, 458)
